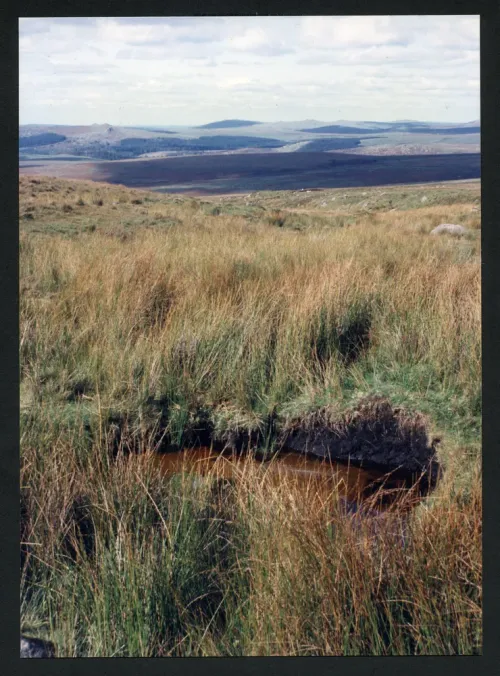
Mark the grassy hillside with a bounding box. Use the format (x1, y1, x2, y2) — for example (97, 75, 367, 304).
(20, 175, 481, 656)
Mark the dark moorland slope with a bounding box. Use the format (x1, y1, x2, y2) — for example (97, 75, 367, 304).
(20, 151, 480, 195)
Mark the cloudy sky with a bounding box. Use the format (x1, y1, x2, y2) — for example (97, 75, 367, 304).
(19, 16, 480, 126)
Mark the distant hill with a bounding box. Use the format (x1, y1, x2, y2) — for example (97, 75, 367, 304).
(410, 126, 480, 134)
(18, 119, 480, 163)
(301, 122, 480, 135)
(296, 138, 366, 152)
(116, 135, 284, 156)
(19, 133, 67, 147)
(128, 127, 176, 134)
(197, 119, 261, 129)
(301, 125, 387, 134)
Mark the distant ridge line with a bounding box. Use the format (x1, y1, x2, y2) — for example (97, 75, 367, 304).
(196, 119, 261, 129)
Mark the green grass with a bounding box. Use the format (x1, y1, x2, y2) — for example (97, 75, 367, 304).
(20, 175, 481, 656)
(224, 181, 480, 213)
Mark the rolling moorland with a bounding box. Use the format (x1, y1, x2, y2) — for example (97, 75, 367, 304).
(19, 118, 481, 158)
(19, 119, 480, 195)
(20, 174, 481, 656)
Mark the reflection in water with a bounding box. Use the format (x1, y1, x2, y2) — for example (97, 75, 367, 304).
(141, 447, 412, 509)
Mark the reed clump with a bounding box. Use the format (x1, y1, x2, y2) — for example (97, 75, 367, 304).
(20, 444, 481, 656)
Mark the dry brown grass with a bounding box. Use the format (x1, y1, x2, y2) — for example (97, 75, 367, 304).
(20, 188, 480, 409)
(20, 432, 481, 656)
(20, 175, 481, 655)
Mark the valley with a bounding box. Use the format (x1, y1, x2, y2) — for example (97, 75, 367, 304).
(19, 118, 480, 194)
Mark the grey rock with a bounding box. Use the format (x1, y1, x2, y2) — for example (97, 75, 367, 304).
(20, 635, 56, 659)
(430, 223, 469, 236)
(421, 195, 428, 203)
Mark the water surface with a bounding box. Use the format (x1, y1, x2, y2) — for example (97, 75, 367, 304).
(142, 447, 410, 507)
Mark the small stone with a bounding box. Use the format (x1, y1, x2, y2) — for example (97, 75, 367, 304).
(20, 635, 56, 659)
(421, 195, 428, 203)
(430, 223, 469, 236)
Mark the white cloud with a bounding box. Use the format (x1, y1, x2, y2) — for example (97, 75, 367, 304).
(301, 16, 401, 48)
(97, 18, 156, 46)
(230, 27, 268, 51)
(19, 16, 480, 126)
(216, 76, 252, 89)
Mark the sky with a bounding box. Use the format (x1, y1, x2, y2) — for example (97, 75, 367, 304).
(19, 16, 480, 127)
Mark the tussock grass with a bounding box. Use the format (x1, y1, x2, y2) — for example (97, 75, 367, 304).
(20, 176, 481, 655)
(20, 186, 480, 447)
(20, 442, 481, 656)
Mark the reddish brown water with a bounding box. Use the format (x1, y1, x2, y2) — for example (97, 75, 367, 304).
(140, 447, 410, 507)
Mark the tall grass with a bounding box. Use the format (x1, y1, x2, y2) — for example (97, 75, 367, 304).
(20, 177, 481, 655)
(21, 442, 481, 656)
(20, 205, 480, 445)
